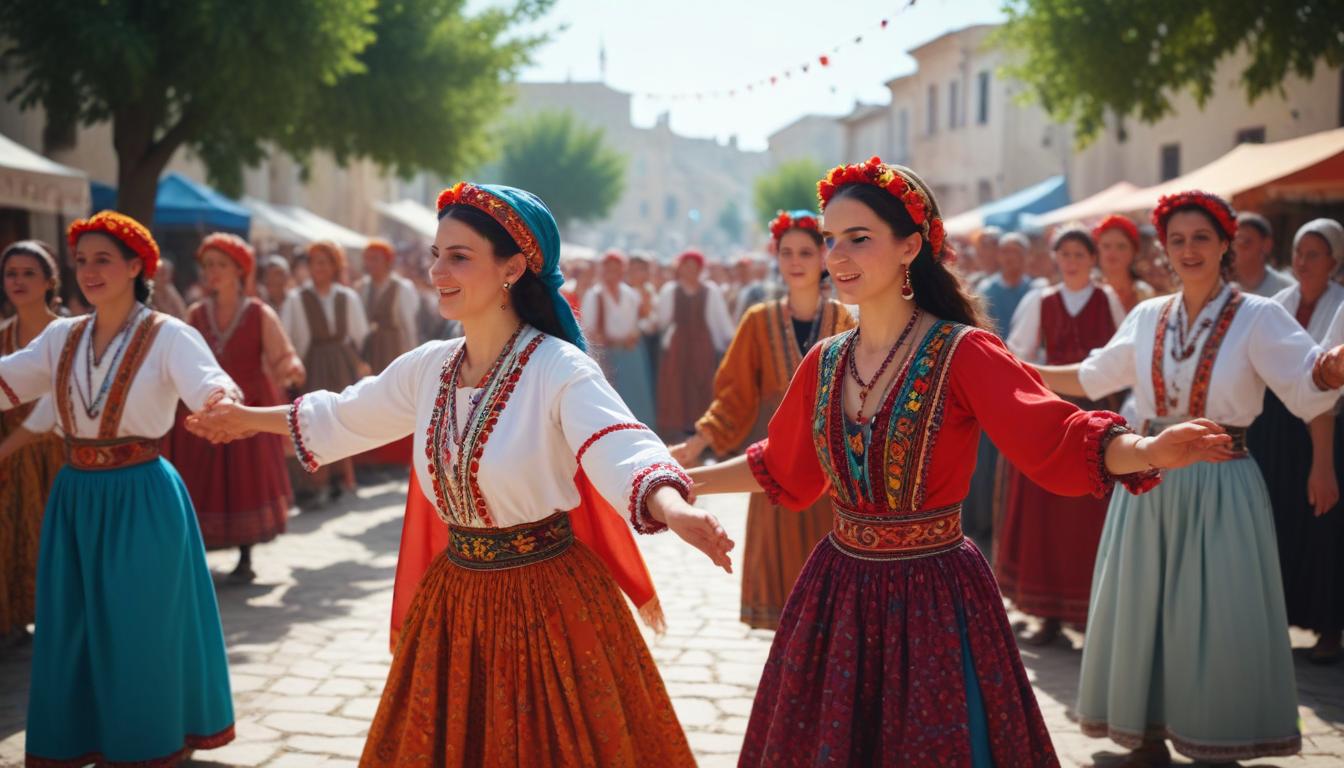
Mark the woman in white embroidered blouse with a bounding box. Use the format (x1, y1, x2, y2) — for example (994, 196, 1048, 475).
(0, 211, 240, 766)
(1034, 192, 1344, 764)
(189, 182, 731, 767)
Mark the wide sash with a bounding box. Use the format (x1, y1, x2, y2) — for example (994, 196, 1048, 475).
(829, 499, 964, 561)
(445, 510, 574, 571)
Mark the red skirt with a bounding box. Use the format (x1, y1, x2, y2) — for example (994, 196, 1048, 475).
(995, 463, 1110, 625)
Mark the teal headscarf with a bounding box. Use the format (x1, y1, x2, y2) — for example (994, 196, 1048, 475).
(437, 183, 587, 352)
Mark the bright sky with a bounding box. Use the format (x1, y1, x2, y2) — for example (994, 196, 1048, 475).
(480, 0, 1007, 151)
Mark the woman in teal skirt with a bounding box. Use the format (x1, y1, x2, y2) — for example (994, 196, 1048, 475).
(1035, 191, 1344, 765)
(0, 211, 238, 766)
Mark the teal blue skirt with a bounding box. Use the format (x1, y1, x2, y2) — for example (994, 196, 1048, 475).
(1076, 458, 1301, 761)
(26, 458, 235, 766)
(605, 343, 656, 427)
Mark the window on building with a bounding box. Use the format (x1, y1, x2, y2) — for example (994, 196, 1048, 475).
(640, 200, 650, 219)
(896, 109, 910, 162)
(977, 179, 994, 205)
(1160, 143, 1181, 181)
(927, 85, 938, 135)
(949, 81, 960, 129)
(976, 71, 990, 124)
(664, 194, 678, 221)
(1234, 126, 1266, 145)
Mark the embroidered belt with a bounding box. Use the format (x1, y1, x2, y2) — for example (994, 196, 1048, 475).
(446, 511, 574, 571)
(64, 436, 161, 471)
(829, 500, 964, 561)
(1141, 419, 1248, 458)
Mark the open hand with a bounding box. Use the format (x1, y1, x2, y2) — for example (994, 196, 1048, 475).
(1140, 418, 1236, 469)
(668, 434, 707, 468)
(185, 397, 252, 444)
(651, 489, 734, 573)
(1308, 461, 1339, 517)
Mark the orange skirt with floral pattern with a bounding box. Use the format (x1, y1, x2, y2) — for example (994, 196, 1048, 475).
(360, 539, 694, 767)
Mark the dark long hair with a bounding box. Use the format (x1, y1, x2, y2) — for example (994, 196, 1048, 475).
(74, 232, 155, 304)
(439, 204, 567, 340)
(1, 240, 61, 311)
(830, 183, 988, 329)
(1164, 204, 1235, 281)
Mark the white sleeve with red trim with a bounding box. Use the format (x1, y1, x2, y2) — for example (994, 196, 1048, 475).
(551, 342, 688, 534)
(0, 318, 72, 411)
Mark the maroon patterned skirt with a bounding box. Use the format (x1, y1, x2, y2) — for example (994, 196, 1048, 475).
(740, 537, 1058, 767)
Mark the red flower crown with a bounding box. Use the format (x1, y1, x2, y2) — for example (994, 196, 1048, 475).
(364, 238, 396, 261)
(436, 182, 544, 275)
(817, 157, 946, 259)
(68, 211, 161, 279)
(1151, 190, 1237, 245)
(1092, 214, 1140, 248)
(197, 232, 256, 277)
(768, 211, 820, 242)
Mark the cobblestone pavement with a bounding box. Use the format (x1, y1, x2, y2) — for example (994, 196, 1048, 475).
(1, 479, 1341, 766)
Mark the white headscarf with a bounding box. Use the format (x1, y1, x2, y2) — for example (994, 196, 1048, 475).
(1294, 218, 1344, 264)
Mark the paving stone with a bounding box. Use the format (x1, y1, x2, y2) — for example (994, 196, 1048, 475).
(268, 676, 319, 696)
(195, 740, 280, 766)
(288, 735, 367, 758)
(262, 712, 368, 737)
(672, 697, 719, 727)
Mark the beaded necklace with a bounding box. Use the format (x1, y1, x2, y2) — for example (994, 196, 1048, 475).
(76, 305, 145, 420)
(846, 308, 920, 425)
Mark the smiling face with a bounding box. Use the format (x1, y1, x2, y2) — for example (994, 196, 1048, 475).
(776, 229, 826, 292)
(1054, 237, 1097, 290)
(74, 232, 141, 307)
(1097, 229, 1136, 280)
(1164, 209, 1228, 291)
(199, 248, 243, 295)
(308, 249, 337, 288)
(2, 252, 54, 311)
(1292, 232, 1336, 294)
(821, 195, 921, 305)
(429, 214, 525, 322)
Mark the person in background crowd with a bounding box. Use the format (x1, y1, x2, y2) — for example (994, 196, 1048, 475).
(1233, 211, 1296, 297)
(151, 256, 189, 319)
(582, 250, 656, 426)
(655, 249, 736, 439)
(1094, 214, 1156, 312)
(562, 255, 596, 317)
(1135, 223, 1177, 295)
(734, 254, 778, 319)
(1000, 226, 1125, 645)
(357, 239, 419, 374)
(0, 240, 65, 648)
(259, 255, 292, 313)
(626, 251, 661, 384)
(969, 225, 1004, 286)
(1250, 217, 1344, 665)
(1023, 234, 1058, 287)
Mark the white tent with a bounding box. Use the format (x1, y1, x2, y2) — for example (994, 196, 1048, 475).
(0, 131, 89, 216)
(374, 198, 437, 239)
(244, 197, 369, 252)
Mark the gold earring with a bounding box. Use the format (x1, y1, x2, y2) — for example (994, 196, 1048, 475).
(501, 280, 511, 310)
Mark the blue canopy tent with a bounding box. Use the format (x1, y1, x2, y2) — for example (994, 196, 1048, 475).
(979, 175, 1069, 232)
(88, 172, 250, 232)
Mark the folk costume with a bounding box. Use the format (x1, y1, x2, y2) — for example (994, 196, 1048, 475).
(741, 159, 1154, 767)
(355, 240, 419, 466)
(1075, 192, 1335, 761)
(1249, 218, 1344, 640)
(0, 319, 64, 638)
(582, 256, 657, 427)
(695, 210, 855, 630)
(285, 183, 695, 767)
(0, 212, 236, 766)
(280, 241, 370, 395)
(655, 250, 736, 438)
(164, 233, 292, 551)
(997, 282, 1125, 626)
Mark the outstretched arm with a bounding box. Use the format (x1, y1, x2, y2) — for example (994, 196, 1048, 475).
(1031, 362, 1089, 398)
(687, 454, 763, 496)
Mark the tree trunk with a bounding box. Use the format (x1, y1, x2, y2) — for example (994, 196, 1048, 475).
(111, 99, 192, 227)
(115, 159, 163, 226)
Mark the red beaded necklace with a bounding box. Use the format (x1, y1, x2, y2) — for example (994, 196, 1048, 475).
(846, 308, 921, 424)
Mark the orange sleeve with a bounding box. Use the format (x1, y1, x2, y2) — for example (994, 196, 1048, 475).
(745, 343, 830, 510)
(695, 307, 765, 455)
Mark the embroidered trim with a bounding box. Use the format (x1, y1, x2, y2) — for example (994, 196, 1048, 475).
(64, 436, 161, 471)
(628, 462, 689, 534)
(54, 316, 92, 435)
(98, 312, 164, 439)
(0, 373, 17, 408)
(576, 422, 650, 466)
(1152, 289, 1242, 418)
(1086, 414, 1161, 497)
(1079, 718, 1300, 761)
(437, 183, 544, 275)
(287, 396, 318, 473)
(26, 723, 235, 768)
(746, 440, 786, 506)
(829, 500, 964, 560)
(445, 511, 574, 570)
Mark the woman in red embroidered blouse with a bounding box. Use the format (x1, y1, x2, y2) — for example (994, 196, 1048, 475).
(688, 159, 1236, 767)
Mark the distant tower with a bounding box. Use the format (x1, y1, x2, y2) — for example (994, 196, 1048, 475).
(599, 38, 607, 82)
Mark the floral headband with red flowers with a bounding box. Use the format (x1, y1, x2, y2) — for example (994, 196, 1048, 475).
(68, 210, 161, 279)
(1151, 190, 1237, 245)
(817, 157, 946, 259)
(197, 232, 256, 277)
(768, 210, 820, 243)
(437, 181, 544, 275)
(1092, 214, 1140, 249)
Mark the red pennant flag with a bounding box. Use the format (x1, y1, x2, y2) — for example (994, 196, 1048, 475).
(819, 55, 830, 66)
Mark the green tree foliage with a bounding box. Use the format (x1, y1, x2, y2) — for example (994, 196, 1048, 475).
(998, 0, 1344, 145)
(753, 159, 823, 225)
(496, 110, 627, 227)
(0, 0, 548, 224)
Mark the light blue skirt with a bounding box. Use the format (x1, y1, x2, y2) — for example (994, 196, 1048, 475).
(605, 343, 656, 427)
(1076, 458, 1301, 761)
(26, 458, 235, 765)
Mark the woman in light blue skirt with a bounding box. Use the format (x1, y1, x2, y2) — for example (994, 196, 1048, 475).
(0, 211, 238, 767)
(1035, 190, 1344, 764)
(581, 251, 656, 426)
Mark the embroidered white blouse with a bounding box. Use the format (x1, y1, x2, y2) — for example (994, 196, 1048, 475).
(581, 283, 645, 342)
(0, 311, 239, 437)
(1006, 283, 1127, 362)
(289, 327, 689, 530)
(1079, 285, 1338, 426)
(1270, 281, 1344, 344)
(279, 283, 370, 359)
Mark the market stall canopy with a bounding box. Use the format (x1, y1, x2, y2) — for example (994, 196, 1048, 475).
(244, 197, 369, 252)
(1022, 182, 1138, 229)
(943, 175, 1069, 237)
(88, 173, 251, 232)
(0, 131, 89, 216)
(374, 198, 438, 239)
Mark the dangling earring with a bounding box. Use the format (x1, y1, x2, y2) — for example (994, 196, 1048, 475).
(501, 280, 511, 310)
(901, 268, 915, 301)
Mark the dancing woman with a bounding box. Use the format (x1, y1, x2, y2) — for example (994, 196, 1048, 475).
(1035, 193, 1344, 763)
(670, 209, 854, 629)
(0, 212, 238, 766)
(188, 182, 734, 767)
(688, 158, 1240, 766)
